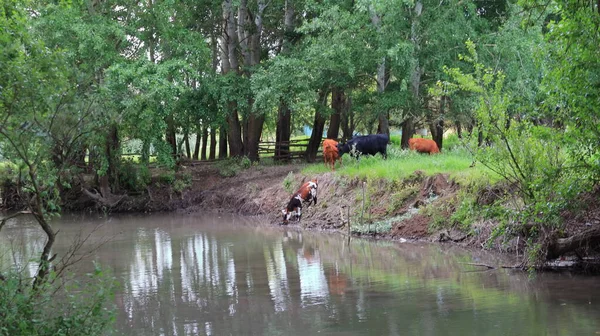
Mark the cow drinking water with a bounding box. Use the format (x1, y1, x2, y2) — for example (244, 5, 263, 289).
(282, 179, 318, 224)
(337, 134, 389, 159)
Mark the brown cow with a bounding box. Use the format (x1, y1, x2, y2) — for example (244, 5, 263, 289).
(282, 179, 318, 224)
(408, 138, 440, 154)
(322, 139, 342, 171)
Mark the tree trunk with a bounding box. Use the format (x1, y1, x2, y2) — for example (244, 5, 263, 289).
(275, 101, 291, 161)
(29, 169, 56, 289)
(209, 128, 217, 160)
(274, 0, 295, 161)
(201, 127, 209, 160)
(221, 0, 244, 157)
(430, 96, 445, 151)
(406, 0, 423, 149)
(401, 118, 415, 149)
(227, 112, 244, 157)
(430, 119, 444, 151)
(341, 95, 354, 141)
(305, 88, 328, 162)
(546, 226, 600, 260)
(370, 7, 390, 137)
(246, 114, 265, 162)
(456, 121, 463, 139)
(184, 130, 191, 159)
(141, 140, 150, 165)
(106, 123, 120, 192)
(165, 114, 177, 159)
(32, 210, 55, 289)
(237, 0, 266, 162)
(193, 129, 201, 160)
(219, 127, 228, 158)
(328, 88, 343, 139)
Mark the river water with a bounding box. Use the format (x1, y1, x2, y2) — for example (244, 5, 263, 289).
(1, 213, 599, 336)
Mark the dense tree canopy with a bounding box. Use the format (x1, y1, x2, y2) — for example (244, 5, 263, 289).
(2, 0, 600, 233)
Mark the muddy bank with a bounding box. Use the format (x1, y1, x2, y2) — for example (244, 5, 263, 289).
(64, 162, 600, 270)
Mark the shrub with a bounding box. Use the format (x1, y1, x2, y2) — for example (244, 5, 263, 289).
(282, 172, 295, 193)
(172, 172, 193, 194)
(158, 170, 176, 184)
(216, 157, 253, 177)
(118, 159, 151, 192)
(0, 264, 117, 336)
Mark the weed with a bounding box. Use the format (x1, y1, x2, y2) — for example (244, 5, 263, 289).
(386, 185, 419, 214)
(172, 173, 192, 193)
(215, 157, 253, 177)
(159, 170, 176, 184)
(283, 172, 295, 193)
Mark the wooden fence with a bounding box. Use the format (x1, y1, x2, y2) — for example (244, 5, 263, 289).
(258, 139, 312, 160)
(123, 137, 333, 163)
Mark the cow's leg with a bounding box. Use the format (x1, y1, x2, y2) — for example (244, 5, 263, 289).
(296, 207, 302, 221)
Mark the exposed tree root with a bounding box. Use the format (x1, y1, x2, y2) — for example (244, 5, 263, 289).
(82, 188, 126, 209)
(546, 226, 600, 260)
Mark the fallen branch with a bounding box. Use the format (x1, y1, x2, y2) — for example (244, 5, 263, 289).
(0, 210, 32, 232)
(501, 261, 527, 269)
(460, 262, 495, 269)
(438, 229, 468, 243)
(82, 188, 126, 208)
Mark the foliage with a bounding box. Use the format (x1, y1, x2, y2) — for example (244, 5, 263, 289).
(173, 172, 193, 194)
(0, 265, 117, 336)
(520, 0, 600, 183)
(158, 171, 176, 184)
(119, 160, 151, 192)
(435, 40, 580, 228)
(215, 157, 252, 177)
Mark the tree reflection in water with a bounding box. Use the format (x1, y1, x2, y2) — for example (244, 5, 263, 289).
(1, 213, 600, 336)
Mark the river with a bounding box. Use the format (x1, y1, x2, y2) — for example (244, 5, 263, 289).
(1, 213, 599, 335)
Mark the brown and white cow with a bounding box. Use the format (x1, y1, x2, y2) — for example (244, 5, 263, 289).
(408, 138, 440, 154)
(282, 179, 318, 224)
(322, 139, 342, 171)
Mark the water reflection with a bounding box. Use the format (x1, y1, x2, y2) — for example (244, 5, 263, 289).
(298, 248, 329, 307)
(1, 213, 600, 336)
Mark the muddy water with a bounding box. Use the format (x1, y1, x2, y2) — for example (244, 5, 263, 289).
(1, 213, 600, 336)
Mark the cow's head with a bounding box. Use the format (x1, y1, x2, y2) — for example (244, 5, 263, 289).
(337, 142, 350, 156)
(281, 209, 292, 224)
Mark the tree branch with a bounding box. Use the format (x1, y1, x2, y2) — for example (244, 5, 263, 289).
(0, 211, 33, 233)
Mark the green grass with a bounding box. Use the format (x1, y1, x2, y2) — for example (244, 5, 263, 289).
(302, 144, 499, 184)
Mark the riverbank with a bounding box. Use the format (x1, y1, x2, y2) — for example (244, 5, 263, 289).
(65, 159, 600, 271)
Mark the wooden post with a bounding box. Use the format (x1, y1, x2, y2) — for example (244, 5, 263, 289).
(362, 181, 367, 233)
(347, 206, 351, 246)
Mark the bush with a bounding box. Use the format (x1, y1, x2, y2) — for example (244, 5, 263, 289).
(118, 159, 151, 192)
(173, 172, 193, 193)
(215, 157, 253, 177)
(0, 264, 117, 336)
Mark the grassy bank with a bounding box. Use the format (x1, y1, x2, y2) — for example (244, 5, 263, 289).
(302, 144, 498, 185)
(297, 141, 504, 240)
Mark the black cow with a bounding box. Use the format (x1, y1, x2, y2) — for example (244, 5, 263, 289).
(337, 134, 389, 159)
